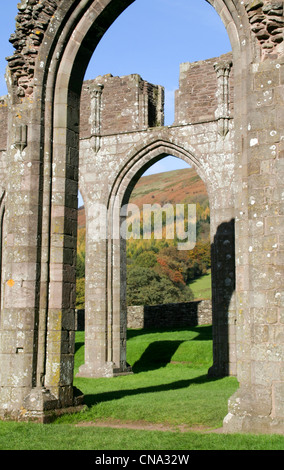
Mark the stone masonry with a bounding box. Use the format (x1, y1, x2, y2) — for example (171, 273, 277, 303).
(0, 0, 283, 434)
(76, 300, 213, 331)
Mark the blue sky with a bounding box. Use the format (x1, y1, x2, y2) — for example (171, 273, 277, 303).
(1, 0, 231, 203)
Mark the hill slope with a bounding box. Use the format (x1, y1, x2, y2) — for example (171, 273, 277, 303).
(129, 167, 208, 208)
(78, 167, 208, 227)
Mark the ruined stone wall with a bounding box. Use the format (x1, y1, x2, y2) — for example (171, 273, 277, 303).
(0, 54, 234, 166)
(245, 1, 284, 57)
(1, 0, 284, 435)
(80, 74, 164, 140)
(175, 53, 234, 125)
(0, 44, 236, 415)
(7, 0, 58, 100)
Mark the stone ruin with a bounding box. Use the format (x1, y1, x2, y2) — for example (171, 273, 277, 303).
(0, 0, 283, 434)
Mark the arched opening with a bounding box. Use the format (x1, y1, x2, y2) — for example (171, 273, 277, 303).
(102, 125, 236, 377)
(76, 155, 209, 330)
(72, 0, 237, 384)
(125, 155, 211, 314)
(123, 154, 212, 372)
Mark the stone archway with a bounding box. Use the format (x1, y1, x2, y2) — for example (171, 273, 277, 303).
(116, 138, 235, 378)
(78, 134, 233, 380)
(0, 0, 283, 434)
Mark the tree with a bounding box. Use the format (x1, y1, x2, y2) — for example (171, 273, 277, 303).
(76, 251, 85, 279)
(76, 227, 86, 279)
(133, 250, 157, 268)
(76, 277, 85, 309)
(127, 265, 193, 306)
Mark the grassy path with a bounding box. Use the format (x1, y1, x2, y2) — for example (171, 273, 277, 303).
(1, 421, 284, 450)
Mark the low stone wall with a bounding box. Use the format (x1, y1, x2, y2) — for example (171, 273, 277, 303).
(76, 300, 212, 331)
(127, 300, 212, 329)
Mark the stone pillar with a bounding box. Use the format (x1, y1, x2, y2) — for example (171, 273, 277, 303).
(224, 52, 284, 434)
(76, 199, 114, 378)
(40, 85, 84, 411)
(0, 85, 84, 422)
(77, 170, 131, 378)
(0, 103, 57, 420)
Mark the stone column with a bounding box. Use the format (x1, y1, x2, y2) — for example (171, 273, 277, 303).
(0, 189, 5, 312)
(77, 149, 132, 378)
(0, 88, 84, 421)
(76, 199, 113, 378)
(224, 53, 284, 434)
(0, 102, 47, 419)
(214, 60, 232, 137)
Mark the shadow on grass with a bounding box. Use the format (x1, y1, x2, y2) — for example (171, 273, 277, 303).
(83, 374, 220, 408)
(129, 327, 213, 372)
(75, 342, 84, 354)
(75, 326, 213, 373)
(132, 340, 184, 372)
(127, 325, 212, 341)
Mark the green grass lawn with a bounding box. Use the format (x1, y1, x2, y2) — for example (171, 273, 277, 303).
(1, 326, 284, 450)
(189, 271, 212, 300)
(69, 327, 236, 429)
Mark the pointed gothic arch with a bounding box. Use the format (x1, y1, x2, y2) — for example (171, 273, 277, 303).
(78, 136, 218, 379)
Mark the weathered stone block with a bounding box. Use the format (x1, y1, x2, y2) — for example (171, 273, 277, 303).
(273, 382, 284, 418)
